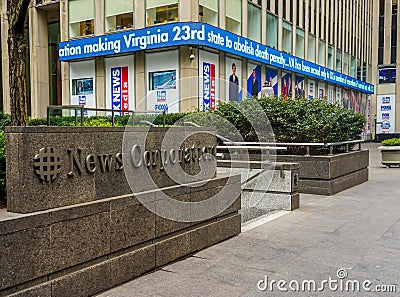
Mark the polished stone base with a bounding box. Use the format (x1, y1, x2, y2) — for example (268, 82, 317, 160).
(0, 175, 241, 297)
(275, 150, 370, 196)
(218, 161, 300, 223)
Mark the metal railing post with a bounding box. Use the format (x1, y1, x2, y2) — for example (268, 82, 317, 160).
(162, 110, 166, 127)
(305, 146, 310, 156)
(74, 108, 78, 126)
(329, 145, 334, 156)
(112, 110, 115, 127)
(47, 107, 51, 126)
(346, 144, 349, 152)
(80, 106, 84, 126)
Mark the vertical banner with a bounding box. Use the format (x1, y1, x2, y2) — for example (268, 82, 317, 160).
(295, 75, 305, 99)
(121, 66, 129, 115)
(366, 96, 371, 134)
(336, 87, 342, 106)
(281, 72, 292, 99)
(377, 94, 396, 134)
(308, 79, 315, 100)
(202, 62, 216, 110)
(343, 89, 350, 109)
(327, 85, 334, 104)
(247, 64, 261, 97)
(226, 57, 242, 103)
(111, 66, 129, 115)
(266, 67, 278, 97)
(318, 83, 325, 100)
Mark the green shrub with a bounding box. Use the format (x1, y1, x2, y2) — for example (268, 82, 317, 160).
(214, 97, 365, 144)
(381, 138, 400, 146)
(0, 112, 11, 131)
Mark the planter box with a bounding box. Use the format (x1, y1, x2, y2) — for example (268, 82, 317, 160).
(379, 146, 400, 167)
(274, 150, 369, 195)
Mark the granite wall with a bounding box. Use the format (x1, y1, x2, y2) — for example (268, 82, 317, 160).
(2, 127, 242, 296)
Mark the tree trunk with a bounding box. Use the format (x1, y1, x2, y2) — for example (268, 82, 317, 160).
(7, 0, 31, 126)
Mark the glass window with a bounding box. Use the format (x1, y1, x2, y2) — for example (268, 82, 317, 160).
(295, 28, 305, 58)
(266, 13, 278, 48)
(226, 0, 242, 34)
(343, 53, 349, 75)
(336, 49, 342, 73)
(327, 45, 334, 69)
(248, 1, 261, 42)
(350, 56, 356, 77)
(146, 0, 178, 26)
(105, 0, 133, 32)
(282, 21, 292, 54)
(199, 0, 218, 26)
(69, 0, 94, 38)
(308, 34, 316, 62)
(318, 39, 325, 66)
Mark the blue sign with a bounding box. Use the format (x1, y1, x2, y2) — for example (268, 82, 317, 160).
(157, 90, 167, 102)
(155, 104, 168, 112)
(381, 121, 391, 129)
(381, 105, 392, 111)
(78, 95, 86, 105)
(111, 67, 122, 110)
(59, 22, 374, 94)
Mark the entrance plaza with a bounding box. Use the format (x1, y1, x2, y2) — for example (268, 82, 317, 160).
(97, 142, 400, 296)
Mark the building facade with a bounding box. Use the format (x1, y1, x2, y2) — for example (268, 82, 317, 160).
(372, 0, 399, 135)
(1, 0, 377, 137)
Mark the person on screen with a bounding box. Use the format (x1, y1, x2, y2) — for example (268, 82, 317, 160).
(282, 78, 288, 100)
(77, 81, 83, 95)
(259, 81, 274, 98)
(251, 69, 259, 97)
(229, 63, 239, 102)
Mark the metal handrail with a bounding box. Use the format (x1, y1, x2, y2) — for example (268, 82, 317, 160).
(217, 146, 287, 151)
(47, 105, 166, 127)
(325, 140, 364, 155)
(184, 121, 235, 143)
(139, 120, 157, 127)
(225, 142, 325, 146)
(224, 140, 364, 156)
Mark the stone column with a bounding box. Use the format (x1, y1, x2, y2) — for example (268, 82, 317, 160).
(180, 0, 199, 22)
(219, 52, 226, 103)
(0, 0, 10, 113)
(179, 46, 199, 112)
(95, 57, 105, 112)
(134, 0, 145, 28)
(219, 0, 226, 29)
(29, 7, 50, 118)
(95, 0, 104, 36)
(60, 0, 70, 106)
(261, 0, 267, 45)
(135, 51, 146, 112)
(241, 0, 248, 37)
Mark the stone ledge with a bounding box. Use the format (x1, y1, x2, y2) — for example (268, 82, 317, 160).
(300, 168, 369, 196)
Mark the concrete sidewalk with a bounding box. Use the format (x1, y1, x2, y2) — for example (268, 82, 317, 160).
(97, 143, 400, 296)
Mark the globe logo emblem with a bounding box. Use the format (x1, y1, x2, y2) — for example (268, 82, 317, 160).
(34, 147, 62, 182)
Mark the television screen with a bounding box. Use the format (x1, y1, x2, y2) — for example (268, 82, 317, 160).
(72, 78, 94, 95)
(149, 70, 176, 90)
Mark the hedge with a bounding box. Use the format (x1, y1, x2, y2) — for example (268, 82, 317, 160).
(0, 98, 365, 202)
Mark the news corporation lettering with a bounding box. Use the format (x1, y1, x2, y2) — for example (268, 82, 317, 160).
(65, 145, 216, 177)
(58, 22, 374, 94)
